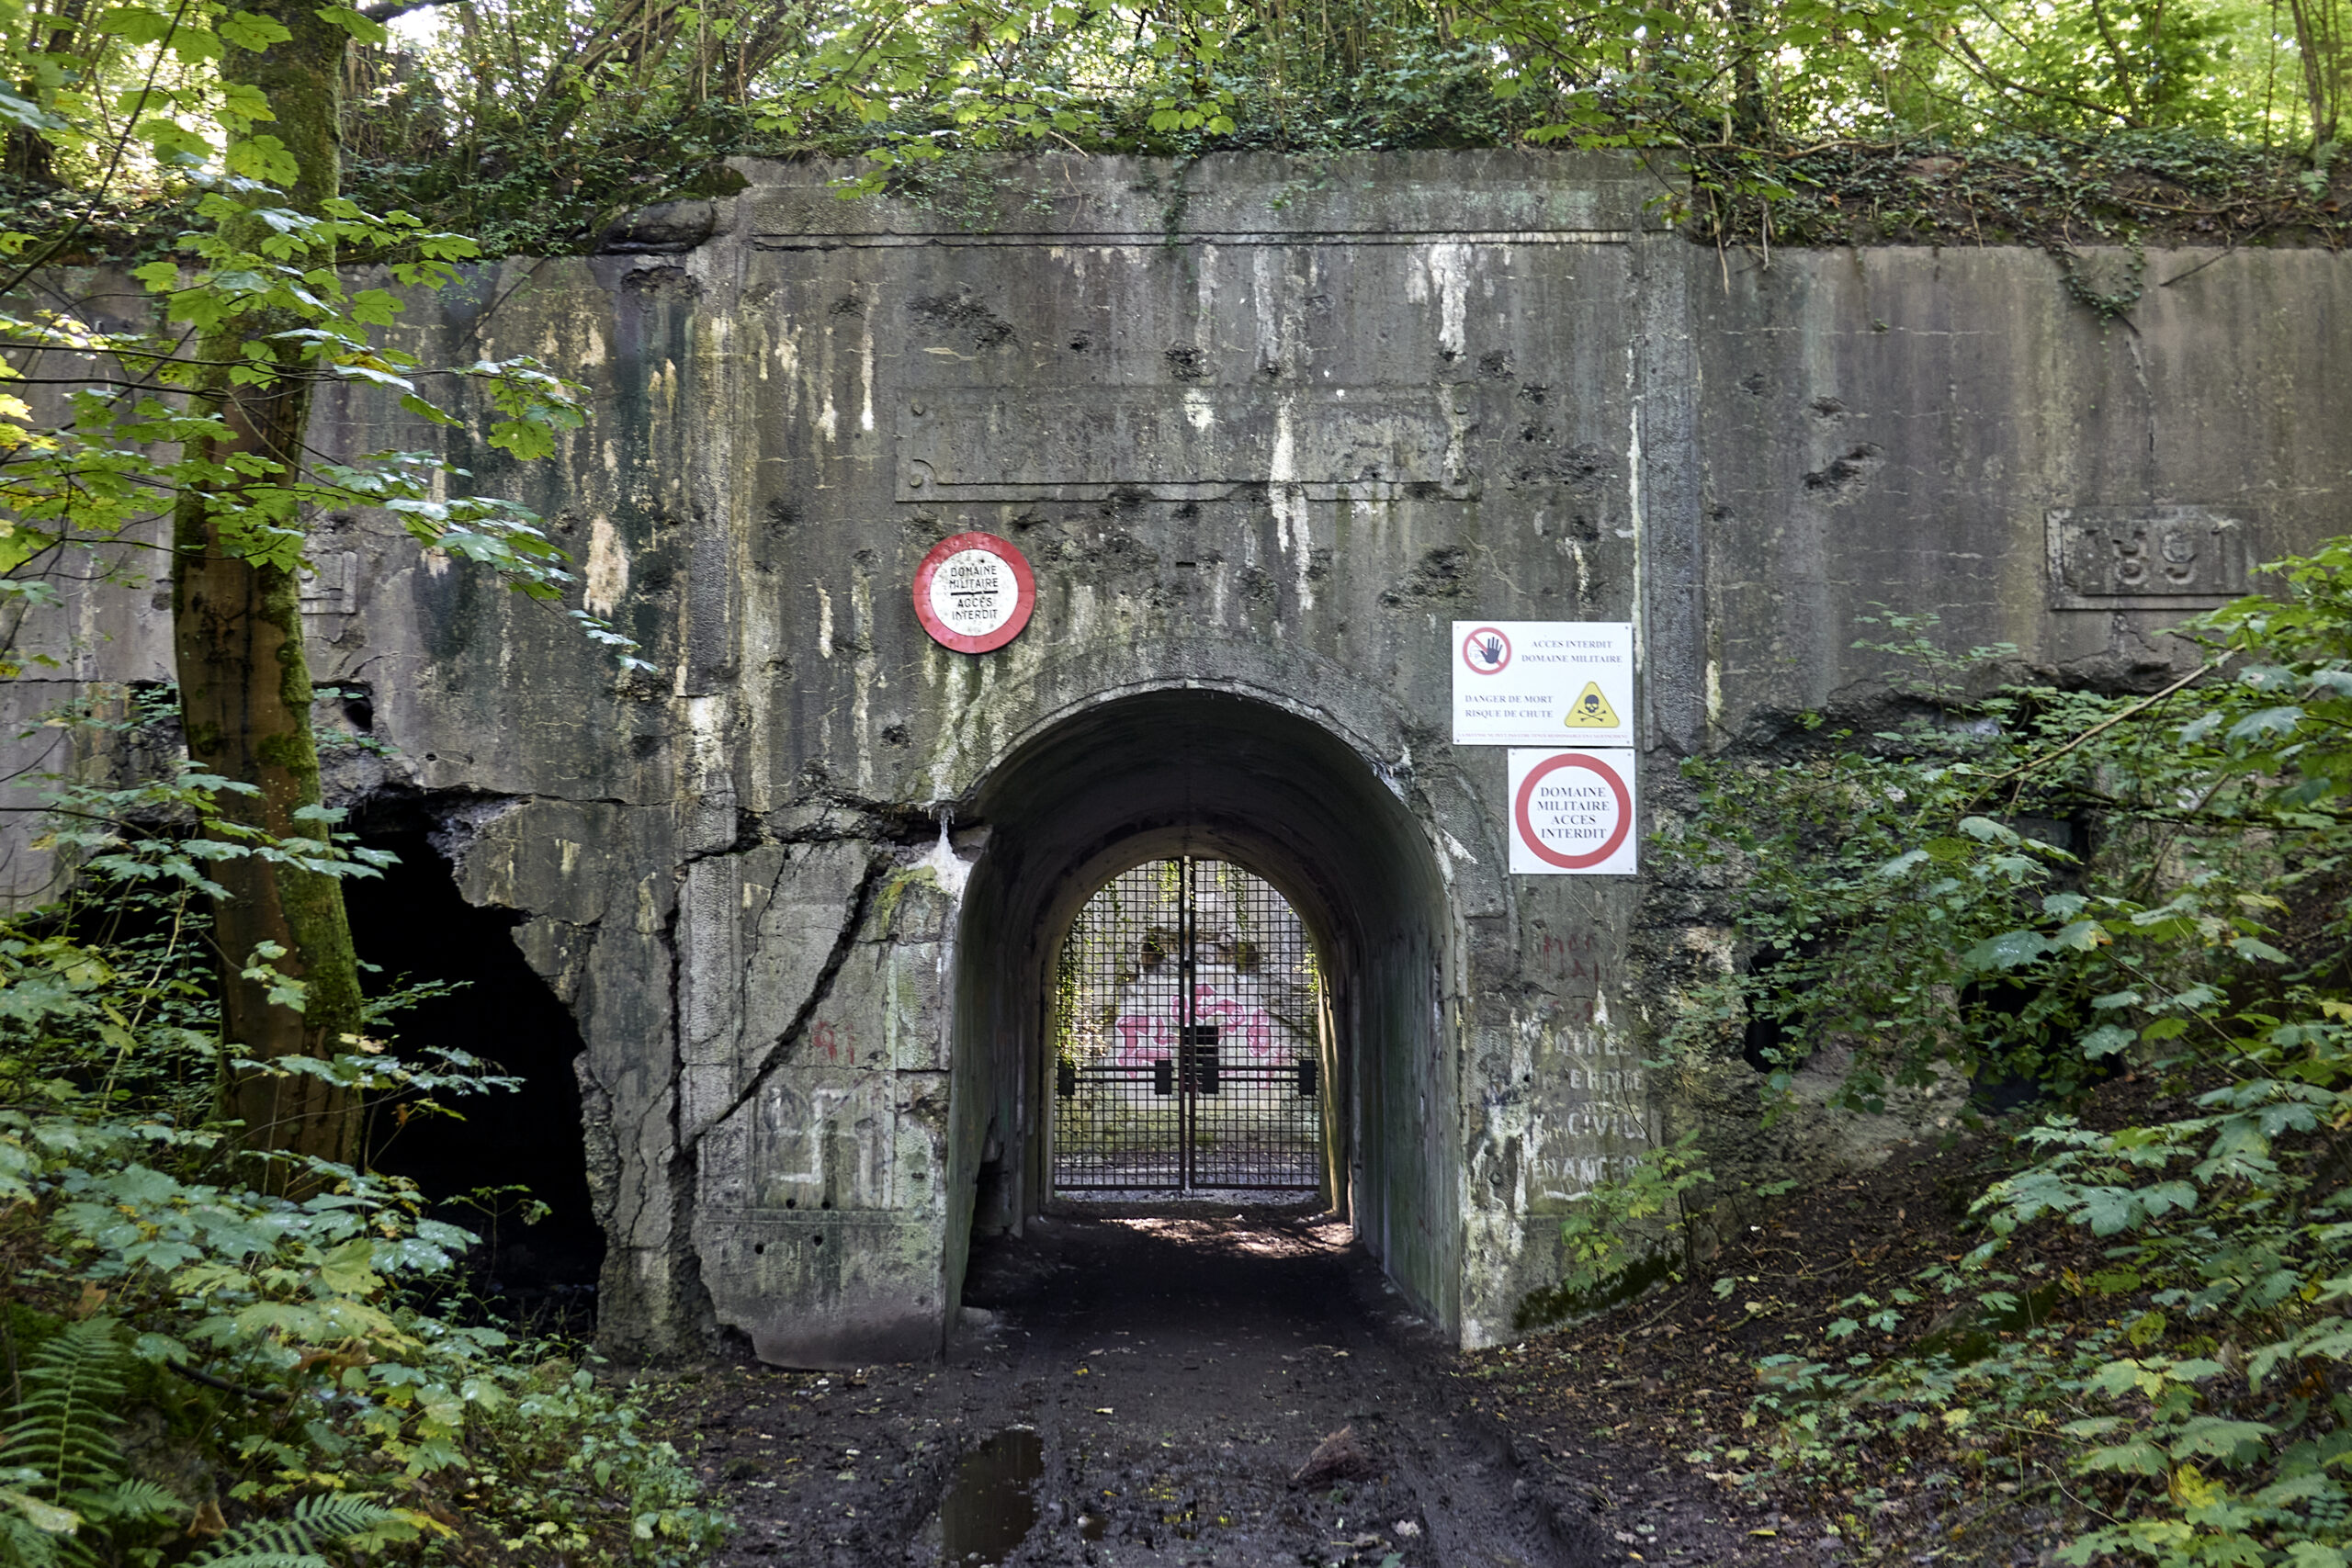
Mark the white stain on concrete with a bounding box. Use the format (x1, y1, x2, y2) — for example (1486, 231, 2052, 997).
(859, 315, 876, 434)
(1422, 243, 1470, 359)
(775, 324, 799, 417)
(1252, 248, 1285, 376)
(850, 570, 875, 792)
(918, 818, 973, 899)
(816, 321, 839, 441)
(584, 516, 629, 616)
(1269, 404, 1314, 612)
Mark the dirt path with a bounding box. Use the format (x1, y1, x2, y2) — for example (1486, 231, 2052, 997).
(649, 1209, 1778, 1567)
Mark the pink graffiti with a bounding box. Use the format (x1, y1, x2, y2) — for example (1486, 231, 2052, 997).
(1109, 982, 1287, 1066)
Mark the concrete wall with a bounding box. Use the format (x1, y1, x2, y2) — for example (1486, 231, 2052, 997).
(9, 150, 2347, 1362)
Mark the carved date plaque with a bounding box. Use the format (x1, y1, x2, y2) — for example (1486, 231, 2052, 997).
(2047, 506, 2249, 611)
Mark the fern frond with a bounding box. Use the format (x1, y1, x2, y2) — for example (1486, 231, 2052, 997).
(0, 1321, 126, 1502)
(85, 1479, 177, 1529)
(184, 1496, 400, 1568)
(0, 1508, 95, 1568)
(0, 1511, 68, 1568)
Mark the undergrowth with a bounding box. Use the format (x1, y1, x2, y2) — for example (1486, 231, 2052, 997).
(0, 694, 727, 1568)
(1686, 130, 2352, 252)
(1547, 539, 2352, 1564)
(15, 92, 2345, 265)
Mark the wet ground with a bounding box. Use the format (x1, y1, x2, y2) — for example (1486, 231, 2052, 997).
(648, 1207, 1784, 1567)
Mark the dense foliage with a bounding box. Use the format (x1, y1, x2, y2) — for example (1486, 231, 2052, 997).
(0, 0, 2341, 256)
(326, 0, 2352, 253)
(0, 0, 687, 1555)
(1606, 542, 2352, 1564)
(0, 714, 725, 1568)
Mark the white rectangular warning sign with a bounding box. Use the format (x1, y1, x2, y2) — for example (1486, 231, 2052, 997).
(1509, 749, 1638, 875)
(1452, 621, 1634, 747)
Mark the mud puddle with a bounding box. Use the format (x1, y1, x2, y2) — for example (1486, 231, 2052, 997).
(924, 1427, 1046, 1564)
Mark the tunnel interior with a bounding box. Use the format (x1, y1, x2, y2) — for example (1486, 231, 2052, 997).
(343, 824, 605, 1319)
(947, 689, 1459, 1335)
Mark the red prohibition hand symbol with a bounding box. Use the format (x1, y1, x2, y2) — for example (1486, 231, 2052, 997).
(1462, 626, 1510, 673)
(1514, 752, 1633, 870)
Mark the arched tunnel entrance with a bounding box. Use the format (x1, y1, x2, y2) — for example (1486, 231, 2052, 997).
(947, 687, 1462, 1334)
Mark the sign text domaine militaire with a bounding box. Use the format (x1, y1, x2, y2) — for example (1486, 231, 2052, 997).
(914, 532, 1035, 653)
(1451, 621, 1637, 877)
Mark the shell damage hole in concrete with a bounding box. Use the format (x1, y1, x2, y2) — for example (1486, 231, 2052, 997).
(929, 1427, 1044, 1565)
(341, 825, 604, 1324)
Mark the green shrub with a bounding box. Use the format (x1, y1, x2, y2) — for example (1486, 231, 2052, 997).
(0, 717, 726, 1568)
(1662, 542, 2352, 1563)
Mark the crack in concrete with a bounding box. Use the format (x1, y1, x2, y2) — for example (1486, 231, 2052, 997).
(683, 850, 888, 1154)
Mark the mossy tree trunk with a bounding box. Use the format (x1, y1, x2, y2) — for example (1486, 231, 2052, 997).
(171, 0, 364, 1179)
(2288, 0, 2346, 146)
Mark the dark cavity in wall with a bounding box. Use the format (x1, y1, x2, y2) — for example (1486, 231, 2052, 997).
(342, 823, 605, 1325)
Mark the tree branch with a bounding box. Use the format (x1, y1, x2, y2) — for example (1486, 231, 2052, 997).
(167, 1359, 288, 1402)
(358, 0, 461, 23)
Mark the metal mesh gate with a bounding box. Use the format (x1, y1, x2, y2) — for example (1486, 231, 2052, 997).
(1050, 858, 1324, 1193)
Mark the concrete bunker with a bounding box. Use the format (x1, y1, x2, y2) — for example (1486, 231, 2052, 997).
(28, 154, 2344, 1368)
(947, 686, 1462, 1333)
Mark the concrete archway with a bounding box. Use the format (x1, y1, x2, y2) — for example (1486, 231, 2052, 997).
(945, 687, 1462, 1335)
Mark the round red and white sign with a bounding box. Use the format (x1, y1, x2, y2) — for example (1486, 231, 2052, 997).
(912, 532, 1035, 654)
(1461, 625, 1511, 675)
(1512, 751, 1633, 870)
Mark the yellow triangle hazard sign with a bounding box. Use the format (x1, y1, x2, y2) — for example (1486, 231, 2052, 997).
(1564, 681, 1621, 728)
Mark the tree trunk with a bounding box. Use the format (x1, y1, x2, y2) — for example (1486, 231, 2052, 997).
(1728, 0, 1768, 141)
(5, 0, 85, 184)
(170, 0, 363, 1180)
(2287, 0, 2346, 146)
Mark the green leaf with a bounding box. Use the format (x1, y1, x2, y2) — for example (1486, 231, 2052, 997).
(2226, 705, 2304, 741)
(0, 90, 63, 132)
(215, 10, 294, 50)
(314, 1237, 382, 1296)
(2165, 1416, 2278, 1465)
(1, 1491, 82, 1534)
(94, 5, 176, 43)
(2048, 920, 2104, 952)
(2078, 1438, 2169, 1475)
(1965, 930, 2048, 969)
(485, 420, 556, 461)
(2080, 1024, 2136, 1059)
(314, 3, 389, 42)
(224, 134, 299, 186)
